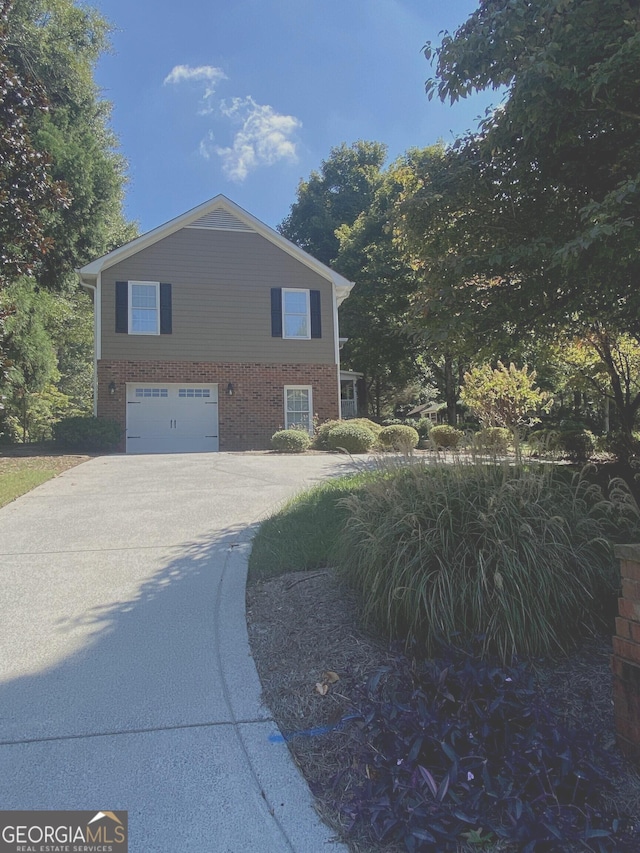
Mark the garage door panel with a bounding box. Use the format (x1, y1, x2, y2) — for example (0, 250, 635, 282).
(175, 390, 218, 439)
(127, 393, 173, 440)
(126, 435, 184, 454)
(126, 384, 219, 453)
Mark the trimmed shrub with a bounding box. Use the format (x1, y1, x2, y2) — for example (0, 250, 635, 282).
(429, 424, 464, 449)
(338, 460, 640, 661)
(327, 423, 375, 454)
(559, 418, 590, 432)
(554, 429, 596, 462)
(527, 428, 559, 456)
(270, 428, 311, 453)
(473, 426, 511, 454)
(53, 416, 121, 452)
(378, 424, 419, 452)
(314, 419, 340, 449)
(600, 430, 640, 462)
(413, 417, 433, 440)
(315, 417, 381, 450)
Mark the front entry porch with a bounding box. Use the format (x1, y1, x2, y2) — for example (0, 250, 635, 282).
(340, 370, 364, 419)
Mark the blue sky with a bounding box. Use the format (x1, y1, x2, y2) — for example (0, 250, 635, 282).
(92, 0, 494, 234)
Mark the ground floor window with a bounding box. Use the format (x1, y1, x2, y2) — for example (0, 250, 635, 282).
(284, 386, 313, 433)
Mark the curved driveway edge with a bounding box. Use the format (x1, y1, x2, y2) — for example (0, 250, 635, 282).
(216, 540, 347, 853)
(0, 453, 353, 852)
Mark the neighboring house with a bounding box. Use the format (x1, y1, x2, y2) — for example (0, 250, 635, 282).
(77, 195, 354, 453)
(406, 401, 446, 423)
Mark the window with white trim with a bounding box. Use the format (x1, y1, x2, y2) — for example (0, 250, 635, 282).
(282, 288, 310, 339)
(284, 386, 313, 433)
(129, 282, 160, 335)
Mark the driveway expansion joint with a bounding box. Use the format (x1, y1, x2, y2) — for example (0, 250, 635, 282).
(0, 717, 277, 747)
(0, 543, 215, 556)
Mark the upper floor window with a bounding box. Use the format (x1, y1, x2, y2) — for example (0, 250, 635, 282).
(129, 282, 160, 335)
(282, 288, 310, 339)
(271, 287, 321, 340)
(116, 281, 172, 335)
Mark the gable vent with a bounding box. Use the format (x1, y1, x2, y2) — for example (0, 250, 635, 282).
(186, 209, 255, 232)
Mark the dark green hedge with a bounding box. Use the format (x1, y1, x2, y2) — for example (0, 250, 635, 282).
(54, 416, 121, 452)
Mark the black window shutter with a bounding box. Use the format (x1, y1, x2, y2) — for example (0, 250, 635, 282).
(271, 288, 282, 337)
(115, 281, 128, 333)
(310, 290, 321, 338)
(160, 283, 172, 334)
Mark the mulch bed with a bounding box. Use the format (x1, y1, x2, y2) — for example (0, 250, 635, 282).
(247, 568, 640, 851)
(0, 444, 91, 474)
(247, 569, 396, 848)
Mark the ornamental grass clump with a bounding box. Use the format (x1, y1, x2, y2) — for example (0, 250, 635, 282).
(338, 460, 640, 661)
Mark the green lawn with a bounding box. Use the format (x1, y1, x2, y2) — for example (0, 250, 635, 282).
(0, 469, 54, 507)
(248, 469, 377, 581)
(0, 454, 88, 508)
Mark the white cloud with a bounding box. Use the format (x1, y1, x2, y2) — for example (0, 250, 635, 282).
(208, 97, 301, 182)
(164, 66, 301, 181)
(163, 64, 227, 103)
(198, 132, 216, 160)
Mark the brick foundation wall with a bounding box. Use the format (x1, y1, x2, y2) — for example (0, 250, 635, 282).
(97, 360, 339, 452)
(612, 544, 640, 763)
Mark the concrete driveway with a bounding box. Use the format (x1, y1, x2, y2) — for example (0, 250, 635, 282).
(0, 453, 356, 851)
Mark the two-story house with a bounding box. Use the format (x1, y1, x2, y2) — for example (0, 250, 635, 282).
(77, 195, 354, 453)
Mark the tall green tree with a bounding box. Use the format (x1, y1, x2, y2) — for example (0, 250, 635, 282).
(402, 0, 640, 443)
(42, 286, 93, 411)
(4, 0, 135, 288)
(281, 141, 474, 420)
(0, 280, 91, 441)
(1, 0, 135, 436)
(280, 140, 420, 417)
(279, 140, 387, 266)
(335, 162, 425, 418)
(0, 0, 69, 286)
(1, 280, 59, 440)
(554, 331, 640, 434)
(394, 146, 483, 424)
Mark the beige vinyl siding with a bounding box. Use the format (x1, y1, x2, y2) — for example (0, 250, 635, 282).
(100, 228, 336, 364)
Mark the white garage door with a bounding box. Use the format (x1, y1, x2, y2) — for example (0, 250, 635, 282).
(126, 383, 219, 453)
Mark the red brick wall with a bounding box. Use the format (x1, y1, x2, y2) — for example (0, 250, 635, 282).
(612, 544, 640, 763)
(97, 360, 339, 451)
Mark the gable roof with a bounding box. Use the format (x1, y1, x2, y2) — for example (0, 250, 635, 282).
(77, 194, 354, 305)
